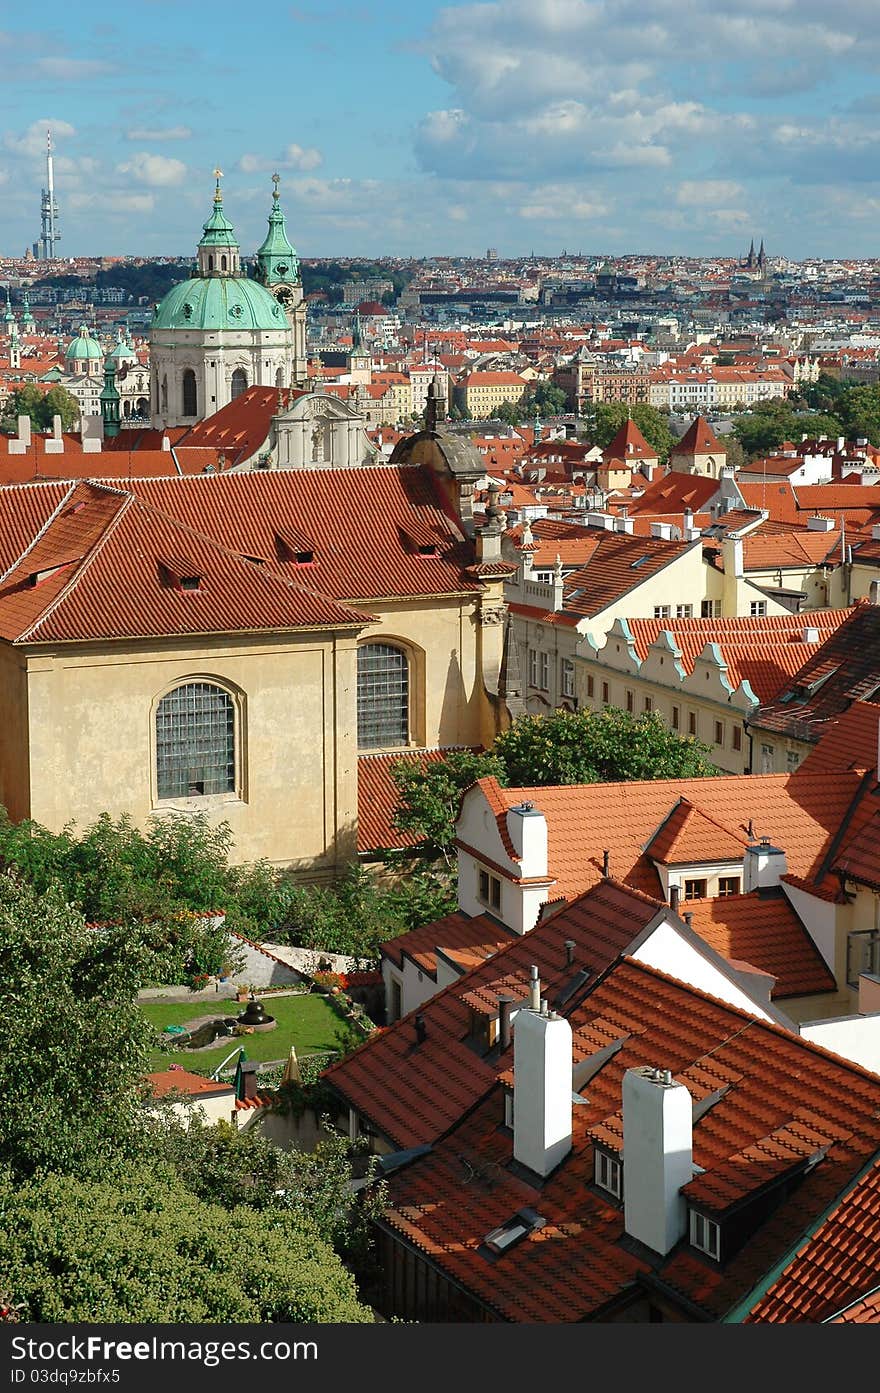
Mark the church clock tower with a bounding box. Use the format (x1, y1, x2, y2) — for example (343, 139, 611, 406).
(255, 175, 307, 386)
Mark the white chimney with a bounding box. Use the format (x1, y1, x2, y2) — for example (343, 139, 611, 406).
(513, 1003, 573, 1178)
(650, 521, 673, 540)
(505, 802, 548, 879)
(622, 1066, 693, 1255)
(807, 516, 834, 532)
(584, 511, 615, 530)
(616, 516, 634, 534)
(743, 838, 788, 890)
(871, 525, 880, 542)
(17, 414, 31, 448)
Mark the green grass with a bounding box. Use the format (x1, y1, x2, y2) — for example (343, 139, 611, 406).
(142, 992, 350, 1072)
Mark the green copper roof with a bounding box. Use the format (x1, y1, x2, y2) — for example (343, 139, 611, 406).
(152, 275, 287, 331)
(255, 175, 299, 286)
(65, 325, 103, 360)
(198, 176, 239, 250)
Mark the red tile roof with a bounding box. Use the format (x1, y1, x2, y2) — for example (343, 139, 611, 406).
(602, 419, 656, 463)
(750, 603, 880, 744)
(326, 878, 666, 1148)
(0, 480, 368, 644)
(623, 610, 852, 704)
(746, 1156, 880, 1323)
(628, 471, 719, 516)
(357, 747, 480, 854)
(645, 797, 750, 865)
(380, 908, 513, 979)
(378, 956, 880, 1322)
(147, 1069, 233, 1098)
(799, 701, 880, 775)
(680, 890, 835, 999)
(131, 468, 479, 604)
(671, 417, 725, 457)
(469, 769, 869, 902)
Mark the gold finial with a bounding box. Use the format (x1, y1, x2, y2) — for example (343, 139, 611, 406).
(213, 167, 224, 198)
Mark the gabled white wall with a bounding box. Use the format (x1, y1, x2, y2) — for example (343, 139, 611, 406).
(781, 880, 838, 972)
(631, 918, 776, 1022)
(800, 1014, 880, 1075)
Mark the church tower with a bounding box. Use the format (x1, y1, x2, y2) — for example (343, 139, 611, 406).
(255, 175, 307, 386)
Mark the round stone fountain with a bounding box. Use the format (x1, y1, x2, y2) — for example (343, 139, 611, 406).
(237, 996, 277, 1031)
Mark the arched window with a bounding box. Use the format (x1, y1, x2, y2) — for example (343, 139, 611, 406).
(275, 366, 285, 388)
(182, 369, 197, 417)
(221, 255, 227, 272)
(160, 375, 168, 414)
(231, 368, 248, 400)
(156, 682, 235, 799)
(208, 255, 214, 271)
(357, 643, 408, 749)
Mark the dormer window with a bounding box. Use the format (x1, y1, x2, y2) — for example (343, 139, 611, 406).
(689, 1209, 720, 1260)
(275, 527, 316, 566)
(594, 1147, 622, 1199)
(158, 558, 203, 592)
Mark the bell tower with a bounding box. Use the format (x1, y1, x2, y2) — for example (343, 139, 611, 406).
(255, 174, 307, 385)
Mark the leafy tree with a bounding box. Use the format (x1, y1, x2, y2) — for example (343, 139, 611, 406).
(1, 383, 79, 434)
(491, 708, 719, 787)
(524, 381, 567, 417)
(42, 384, 80, 430)
(593, 402, 673, 463)
(391, 750, 508, 861)
(0, 1167, 371, 1322)
(154, 1116, 387, 1270)
(730, 398, 844, 459)
(496, 399, 524, 426)
(0, 873, 155, 1181)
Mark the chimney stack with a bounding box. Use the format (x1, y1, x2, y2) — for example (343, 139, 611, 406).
(744, 837, 787, 890)
(669, 884, 681, 914)
(239, 1059, 259, 1102)
(513, 1005, 573, 1178)
(602, 849, 610, 878)
(505, 802, 548, 879)
(414, 1013, 426, 1045)
(528, 965, 541, 1012)
(497, 993, 515, 1052)
(622, 1066, 694, 1255)
(564, 939, 576, 968)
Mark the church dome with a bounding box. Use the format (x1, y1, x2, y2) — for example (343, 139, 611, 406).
(152, 275, 287, 332)
(65, 325, 103, 362)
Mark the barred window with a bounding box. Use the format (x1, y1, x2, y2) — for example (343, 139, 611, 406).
(231, 368, 248, 400)
(156, 682, 235, 799)
(357, 643, 409, 749)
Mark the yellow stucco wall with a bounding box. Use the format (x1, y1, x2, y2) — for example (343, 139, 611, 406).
(22, 630, 360, 872)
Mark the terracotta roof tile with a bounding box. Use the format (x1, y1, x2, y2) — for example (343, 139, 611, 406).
(671, 417, 725, 457)
(357, 747, 480, 855)
(645, 797, 750, 865)
(378, 957, 880, 1323)
(681, 891, 836, 999)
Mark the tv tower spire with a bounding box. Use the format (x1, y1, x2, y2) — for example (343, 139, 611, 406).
(39, 128, 60, 260)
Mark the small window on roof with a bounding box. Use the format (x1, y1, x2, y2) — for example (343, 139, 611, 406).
(689, 1209, 720, 1260)
(594, 1148, 622, 1199)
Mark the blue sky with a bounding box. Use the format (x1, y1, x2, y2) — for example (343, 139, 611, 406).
(2, 0, 880, 260)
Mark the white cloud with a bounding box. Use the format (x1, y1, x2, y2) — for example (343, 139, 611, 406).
(3, 119, 75, 158)
(677, 180, 745, 205)
(125, 125, 192, 141)
(239, 144, 323, 174)
(35, 56, 112, 79)
(116, 152, 187, 187)
(68, 190, 156, 215)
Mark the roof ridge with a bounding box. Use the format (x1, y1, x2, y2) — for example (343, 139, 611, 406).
(17, 491, 134, 643)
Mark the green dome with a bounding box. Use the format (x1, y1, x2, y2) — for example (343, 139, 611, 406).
(152, 276, 286, 332)
(65, 325, 103, 361)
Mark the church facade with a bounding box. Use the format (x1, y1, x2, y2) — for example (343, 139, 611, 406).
(149, 175, 307, 429)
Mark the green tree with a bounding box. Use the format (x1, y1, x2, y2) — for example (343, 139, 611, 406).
(524, 382, 567, 417)
(593, 402, 673, 463)
(496, 399, 524, 426)
(0, 873, 155, 1181)
(1, 383, 79, 433)
(492, 708, 719, 787)
(41, 384, 80, 430)
(0, 1167, 371, 1323)
(391, 750, 508, 861)
(731, 398, 844, 459)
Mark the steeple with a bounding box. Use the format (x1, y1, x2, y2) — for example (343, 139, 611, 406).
(99, 358, 121, 438)
(21, 290, 34, 329)
(255, 173, 300, 289)
(197, 169, 240, 277)
(4, 290, 14, 337)
(9, 317, 20, 370)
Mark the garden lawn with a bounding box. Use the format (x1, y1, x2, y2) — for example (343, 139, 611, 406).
(142, 992, 350, 1071)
